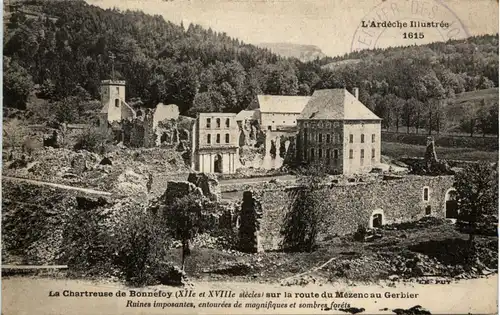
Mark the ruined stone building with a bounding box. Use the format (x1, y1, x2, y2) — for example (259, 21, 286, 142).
(191, 113, 240, 174)
(296, 88, 382, 174)
(98, 80, 185, 148)
(257, 95, 310, 131)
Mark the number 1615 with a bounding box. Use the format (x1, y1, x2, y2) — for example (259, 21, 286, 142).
(403, 32, 424, 39)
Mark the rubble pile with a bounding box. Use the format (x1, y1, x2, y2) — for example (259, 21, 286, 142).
(203, 261, 253, 276)
(114, 167, 150, 201)
(382, 217, 446, 231)
(238, 145, 265, 168)
(3, 146, 189, 196)
(409, 137, 454, 175)
(187, 172, 221, 202)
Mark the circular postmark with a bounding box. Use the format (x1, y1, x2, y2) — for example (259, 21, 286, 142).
(351, 0, 470, 52)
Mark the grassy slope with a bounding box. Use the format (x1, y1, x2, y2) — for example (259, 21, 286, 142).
(444, 88, 499, 132)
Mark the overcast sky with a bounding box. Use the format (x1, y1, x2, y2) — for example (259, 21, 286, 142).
(86, 0, 498, 57)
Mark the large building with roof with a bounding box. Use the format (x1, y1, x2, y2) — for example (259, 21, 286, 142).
(296, 89, 382, 174)
(257, 95, 311, 131)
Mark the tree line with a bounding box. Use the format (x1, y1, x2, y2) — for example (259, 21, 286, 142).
(3, 0, 499, 135)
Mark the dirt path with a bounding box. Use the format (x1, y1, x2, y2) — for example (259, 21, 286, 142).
(2, 176, 112, 196)
(2, 275, 497, 314)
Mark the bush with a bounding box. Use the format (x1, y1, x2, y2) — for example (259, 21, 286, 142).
(60, 197, 113, 277)
(3, 119, 30, 150)
(113, 209, 174, 286)
(73, 127, 113, 153)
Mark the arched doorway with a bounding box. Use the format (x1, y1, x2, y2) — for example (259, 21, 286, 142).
(369, 209, 385, 229)
(445, 188, 458, 219)
(214, 154, 223, 173)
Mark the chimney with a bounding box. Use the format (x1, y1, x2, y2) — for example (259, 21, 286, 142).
(353, 87, 359, 100)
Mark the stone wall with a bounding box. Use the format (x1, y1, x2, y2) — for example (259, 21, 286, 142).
(256, 175, 455, 251)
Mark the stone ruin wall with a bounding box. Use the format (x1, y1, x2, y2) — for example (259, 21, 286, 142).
(255, 175, 455, 251)
(120, 111, 191, 150)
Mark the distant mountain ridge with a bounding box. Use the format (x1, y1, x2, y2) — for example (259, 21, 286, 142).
(259, 42, 327, 62)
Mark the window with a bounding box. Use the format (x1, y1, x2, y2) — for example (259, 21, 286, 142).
(372, 134, 376, 143)
(326, 149, 331, 159)
(116, 87, 119, 93)
(207, 134, 211, 144)
(360, 149, 364, 159)
(423, 187, 430, 202)
(334, 149, 339, 159)
(349, 149, 354, 159)
(283, 121, 285, 124)
(318, 133, 323, 143)
(425, 205, 431, 216)
(226, 118, 230, 128)
(349, 134, 353, 143)
(310, 148, 315, 160)
(272, 121, 275, 124)
(361, 134, 365, 143)
(216, 134, 221, 143)
(326, 134, 331, 143)
(225, 134, 230, 143)
(206, 118, 211, 128)
(216, 118, 221, 128)
(372, 148, 376, 159)
(318, 148, 323, 158)
(115, 99, 120, 107)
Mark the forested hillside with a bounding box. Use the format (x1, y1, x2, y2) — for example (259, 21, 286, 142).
(3, 0, 499, 134)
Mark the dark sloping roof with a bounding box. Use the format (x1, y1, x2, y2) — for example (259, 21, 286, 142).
(298, 89, 381, 120)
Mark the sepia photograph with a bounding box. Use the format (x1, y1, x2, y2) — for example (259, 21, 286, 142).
(1, 0, 499, 314)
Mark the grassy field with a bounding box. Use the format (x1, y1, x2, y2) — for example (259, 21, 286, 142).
(382, 141, 499, 162)
(382, 132, 498, 151)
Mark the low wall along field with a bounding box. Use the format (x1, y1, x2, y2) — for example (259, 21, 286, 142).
(258, 176, 455, 251)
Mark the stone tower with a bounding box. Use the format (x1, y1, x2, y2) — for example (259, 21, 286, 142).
(99, 80, 135, 127)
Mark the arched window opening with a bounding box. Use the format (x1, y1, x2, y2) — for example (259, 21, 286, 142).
(369, 209, 385, 229)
